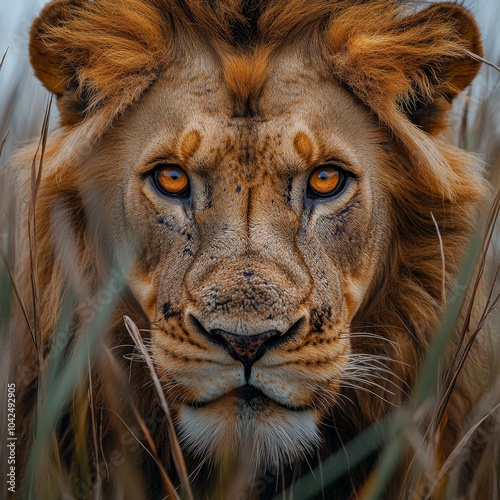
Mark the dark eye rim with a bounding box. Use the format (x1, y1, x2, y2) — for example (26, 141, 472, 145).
(149, 164, 191, 199)
(306, 165, 352, 199)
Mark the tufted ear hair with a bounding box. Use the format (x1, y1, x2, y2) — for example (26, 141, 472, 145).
(401, 3, 483, 133)
(327, 2, 483, 135)
(29, 0, 171, 126)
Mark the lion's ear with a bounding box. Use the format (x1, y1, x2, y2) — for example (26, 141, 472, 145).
(328, 2, 483, 135)
(402, 3, 483, 134)
(29, 0, 170, 126)
(30, 0, 89, 125)
(30, 0, 80, 96)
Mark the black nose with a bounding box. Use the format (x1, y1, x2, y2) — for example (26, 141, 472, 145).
(188, 316, 304, 379)
(211, 329, 279, 370)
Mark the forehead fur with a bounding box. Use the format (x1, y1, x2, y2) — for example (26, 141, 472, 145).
(31, 0, 480, 115)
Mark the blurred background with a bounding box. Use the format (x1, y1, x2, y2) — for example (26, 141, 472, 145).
(0, 0, 499, 161)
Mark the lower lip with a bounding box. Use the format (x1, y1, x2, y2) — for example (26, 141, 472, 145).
(226, 385, 265, 401)
(186, 387, 310, 412)
(187, 386, 266, 408)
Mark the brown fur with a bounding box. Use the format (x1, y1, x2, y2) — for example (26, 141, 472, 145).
(3, 0, 488, 498)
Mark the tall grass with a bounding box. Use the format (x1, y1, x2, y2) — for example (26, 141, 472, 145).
(1, 2, 499, 499)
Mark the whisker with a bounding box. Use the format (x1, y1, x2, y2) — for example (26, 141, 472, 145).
(342, 375, 396, 396)
(343, 364, 404, 387)
(340, 381, 397, 406)
(345, 352, 411, 368)
(108, 343, 138, 350)
(345, 321, 407, 331)
(340, 331, 399, 347)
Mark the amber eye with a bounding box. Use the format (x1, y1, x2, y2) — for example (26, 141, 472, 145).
(308, 166, 345, 198)
(153, 165, 190, 197)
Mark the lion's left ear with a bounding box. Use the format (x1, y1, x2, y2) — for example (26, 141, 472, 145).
(328, 2, 483, 135)
(402, 3, 483, 133)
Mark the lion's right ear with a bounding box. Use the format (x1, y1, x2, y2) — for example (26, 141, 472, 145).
(30, 0, 88, 126)
(29, 0, 170, 126)
(30, 0, 80, 97)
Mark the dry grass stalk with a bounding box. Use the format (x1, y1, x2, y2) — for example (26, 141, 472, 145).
(27, 98, 52, 380)
(124, 315, 194, 500)
(100, 346, 179, 500)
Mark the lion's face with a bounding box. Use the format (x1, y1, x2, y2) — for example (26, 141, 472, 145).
(88, 53, 392, 468)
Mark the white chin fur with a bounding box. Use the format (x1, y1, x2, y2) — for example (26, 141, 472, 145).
(177, 400, 320, 470)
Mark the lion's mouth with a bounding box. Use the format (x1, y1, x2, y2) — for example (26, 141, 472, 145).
(186, 384, 310, 412)
(227, 384, 265, 401)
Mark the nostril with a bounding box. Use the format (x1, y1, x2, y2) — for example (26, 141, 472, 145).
(187, 314, 243, 355)
(261, 316, 306, 350)
(187, 314, 225, 346)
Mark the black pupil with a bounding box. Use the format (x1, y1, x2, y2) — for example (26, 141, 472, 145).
(170, 170, 181, 180)
(318, 171, 329, 180)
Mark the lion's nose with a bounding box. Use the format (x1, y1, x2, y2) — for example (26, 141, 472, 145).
(212, 328, 277, 363)
(210, 328, 283, 378)
(188, 315, 304, 378)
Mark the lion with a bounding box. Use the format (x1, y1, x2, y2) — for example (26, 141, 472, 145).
(1, 0, 491, 497)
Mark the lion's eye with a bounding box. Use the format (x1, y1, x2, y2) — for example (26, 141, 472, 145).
(307, 166, 345, 198)
(153, 165, 190, 197)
